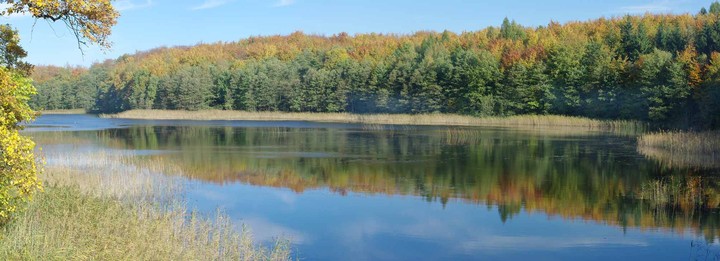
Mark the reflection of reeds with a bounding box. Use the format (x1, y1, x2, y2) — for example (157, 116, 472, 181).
(638, 131, 720, 169)
(634, 176, 720, 242)
(637, 176, 706, 210)
(105, 110, 645, 132)
(638, 146, 720, 169)
(443, 128, 483, 145)
(360, 124, 417, 132)
(0, 152, 291, 260)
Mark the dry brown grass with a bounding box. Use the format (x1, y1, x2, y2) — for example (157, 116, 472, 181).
(637, 131, 720, 169)
(39, 109, 87, 114)
(638, 131, 720, 154)
(638, 146, 720, 169)
(0, 152, 291, 260)
(104, 109, 645, 132)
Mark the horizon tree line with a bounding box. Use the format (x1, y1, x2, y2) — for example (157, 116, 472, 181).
(29, 2, 720, 129)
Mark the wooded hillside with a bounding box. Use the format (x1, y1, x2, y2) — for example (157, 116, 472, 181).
(30, 3, 720, 128)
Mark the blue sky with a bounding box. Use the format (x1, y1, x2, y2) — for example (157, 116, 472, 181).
(0, 0, 715, 66)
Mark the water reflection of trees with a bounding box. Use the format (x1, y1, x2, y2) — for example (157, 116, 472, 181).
(32, 126, 720, 239)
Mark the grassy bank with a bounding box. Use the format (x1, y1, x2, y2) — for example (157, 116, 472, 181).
(103, 109, 645, 132)
(0, 153, 291, 260)
(638, 131, 720, 168)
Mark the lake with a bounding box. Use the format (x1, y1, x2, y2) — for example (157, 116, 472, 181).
(25, 114, 720, 260)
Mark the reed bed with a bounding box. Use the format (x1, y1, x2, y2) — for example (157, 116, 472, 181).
(39, 109, 87, 114)
(638, 131, 720, 154)
(442, 128, 485, 145)
(0, 152, 291, 260)
(638, 146, 720, 169)
(637, 176, 707, 208)
(105, 110, 645, 132)
(637, 131, 720, 169)
(41, 151, 182, 204)
(360, 124, 418, 132)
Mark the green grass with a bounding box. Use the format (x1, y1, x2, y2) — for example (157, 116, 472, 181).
(0, 153, 291, 261)
(103, 109, 646, 132)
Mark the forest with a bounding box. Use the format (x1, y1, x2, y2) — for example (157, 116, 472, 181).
(29, 3, 720, 129)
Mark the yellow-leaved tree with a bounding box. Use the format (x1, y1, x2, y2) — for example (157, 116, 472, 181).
(0, 66, 37, 224)
(0, 0, 118, 225)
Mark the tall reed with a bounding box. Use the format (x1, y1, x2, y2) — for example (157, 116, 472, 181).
(0, 152, 291, 260)
(104, 110, 646, 133)
(638, 131, 720, 154)
(637, 131, 720, 169)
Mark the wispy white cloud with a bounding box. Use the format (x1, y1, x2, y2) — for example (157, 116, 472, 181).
(192, 0, 233, 10)
(614, 1, 674, 14)
(274, 0, 295, 7)
(115, 0, 154, 11)
(458, 235, 649, 252)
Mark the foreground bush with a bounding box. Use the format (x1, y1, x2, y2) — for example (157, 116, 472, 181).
(0, 67, 41, 225)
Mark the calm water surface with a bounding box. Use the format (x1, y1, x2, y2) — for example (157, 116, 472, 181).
(25, 114, 720, 260)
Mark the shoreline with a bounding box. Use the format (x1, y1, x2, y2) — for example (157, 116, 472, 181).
(100, 109, 646, 132)
(38, 109, 88, 115)
(0, 152, 291, 260)
(637, 131, 720, 168)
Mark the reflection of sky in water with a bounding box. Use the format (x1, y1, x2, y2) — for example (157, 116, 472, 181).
(23, 114, 136, 132)
(26, 114, 720, 261)
(185, 182, 694, 261)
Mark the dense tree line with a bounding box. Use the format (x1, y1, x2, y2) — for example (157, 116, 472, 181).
(30, 3, 720, 128)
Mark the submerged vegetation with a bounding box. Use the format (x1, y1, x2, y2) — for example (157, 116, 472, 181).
(0, 152, 291, 260)
(27, 2, 720, 130)
(637, 176, 720, 210)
